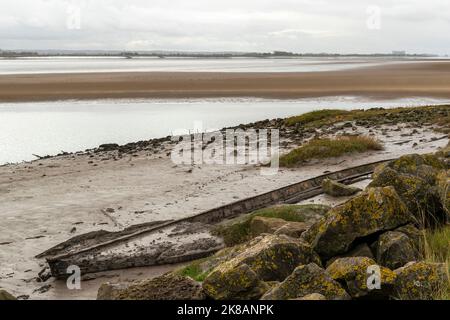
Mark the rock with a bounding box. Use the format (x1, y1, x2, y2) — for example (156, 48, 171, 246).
(302, 187, 412, 260)
(321, 178, 361, 197)
(326, 243, 374, 267)
(97, 273, 205, 300)
(376, 231, 420, 270)
(38, 266, 52, 282)
(274, 221, 309, 238)
(261, 263, 350, 300)
(202, 234, 320, 300)
(393, 261, 449, 300)
(326, 257, 396, 298)
(250, 216, 288, 237)
(394, 224, 424, 251)
(369, 154, 447, 227)
(98, 143, 119, 151)
(0, 289, 16, 300)
(97, 283, 129, 300)
(202, 263, 269, 300)
(294, 293, 327, 300)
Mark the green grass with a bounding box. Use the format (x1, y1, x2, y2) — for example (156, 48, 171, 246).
(176, 258, 211, 282)
(423, 226, 450, 300)
(284, 106, 450, 129)
(279, 135, 383, 167)
(284, 109, 350, 127)
(213, 204, 329, 246)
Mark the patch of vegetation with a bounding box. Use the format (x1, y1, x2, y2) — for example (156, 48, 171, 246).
(423, 226, 450, 300)
(279, 135, 383, 167)
(176, 258, 211, 282)
(213, 204, 330, 246)
(284, 109, 350, 127)
(284, 106, 450, 129)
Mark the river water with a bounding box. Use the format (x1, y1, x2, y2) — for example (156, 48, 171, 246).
(0, 96, 448, 164)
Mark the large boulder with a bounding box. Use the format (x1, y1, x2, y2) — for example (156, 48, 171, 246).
(301, 187, 412, 260)
(394, 224, 424, 252)
(375, 231, 420, 270)
(321, 178, 361, 197)
(0, 289, 16, 300)
(96, 273, 205, 300)
(202, 263, 269, 300)
(250, 216, 288, 237)
(261, 263, 350, 300)
(326, 257, 396, 298)
(273, 221, 309, 238)
(326, 243, 375, 267)
(202, 234, 320, 300)
(369, 154, 447, 227)
(393, 261, 449, 300)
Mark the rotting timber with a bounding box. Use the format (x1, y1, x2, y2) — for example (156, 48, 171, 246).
(38, 159, 392, 279)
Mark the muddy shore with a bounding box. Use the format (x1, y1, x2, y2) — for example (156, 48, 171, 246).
(0, 105, 448, 299)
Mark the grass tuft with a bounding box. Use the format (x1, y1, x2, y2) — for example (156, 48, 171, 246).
(176, 259, 211, 282)
(279, 135, 383, 167)
(423, 226, 450, 300)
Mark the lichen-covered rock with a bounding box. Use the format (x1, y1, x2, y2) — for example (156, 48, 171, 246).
(302, 187, 412, 260)
(326, 243, 374, 267)
(274, 221, 309, 238)
(369, 154, 447, 227)
(261, 263, 350, 300)
(326, 257, 396, 298)
(394, 224, 424, 251)
(250, 216, 288, 237)
(97, 273, 205, 300)
(294, 293, 327, 300)
(376, 231, 420, 270)
(393, 261, 449, 300)
(386, 154, 445, 176)
(0, 289, 16, 300)
(97, 283, 130, 300)
(202, 263, 269, 300)
(321, 178, 361, 197)
(202, 234, 320, 299)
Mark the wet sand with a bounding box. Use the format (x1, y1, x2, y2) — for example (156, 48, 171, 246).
(1, 61, 450, 102)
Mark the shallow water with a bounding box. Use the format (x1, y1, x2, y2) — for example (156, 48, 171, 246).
(0, 56, 403, 74)
(0, 96, 449, 164)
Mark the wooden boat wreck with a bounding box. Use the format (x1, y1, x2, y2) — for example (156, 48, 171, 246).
(37, 159, 392, 279)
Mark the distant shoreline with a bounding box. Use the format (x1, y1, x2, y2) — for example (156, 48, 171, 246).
(1, 61, 450, 102)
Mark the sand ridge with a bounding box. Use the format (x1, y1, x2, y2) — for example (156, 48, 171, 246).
(1, 61, 450, 102)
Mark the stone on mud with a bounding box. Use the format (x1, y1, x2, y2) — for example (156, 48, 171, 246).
(301, 187, 412, 260)
(261, 263, 350, 300)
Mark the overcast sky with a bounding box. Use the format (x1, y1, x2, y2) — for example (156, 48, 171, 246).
(1, 0, 449, 54)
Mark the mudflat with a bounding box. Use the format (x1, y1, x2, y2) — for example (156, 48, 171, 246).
(1, 61, 450, 102)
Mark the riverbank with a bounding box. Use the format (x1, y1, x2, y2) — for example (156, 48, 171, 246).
(1, 62, 450, 102)
(0, 105, 448, 299)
